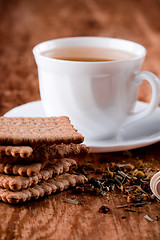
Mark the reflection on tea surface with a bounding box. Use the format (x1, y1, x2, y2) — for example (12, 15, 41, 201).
(42, 47, 136, 62)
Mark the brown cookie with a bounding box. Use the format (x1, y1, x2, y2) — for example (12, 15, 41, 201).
(0, 143, 89, 164)
(0, 158, 77, 191)
(0, 162, 47, 177)
(0, 146, 33, 158)
(0, 173, 86, 204)
(0, 117, 84, 146)
(49, 143, 89, 158)
(35, 143, 89, 160)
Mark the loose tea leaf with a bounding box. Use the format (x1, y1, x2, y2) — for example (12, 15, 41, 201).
(117, 204, 132, 209)
(125, 209, 137, 212)
(144, 215, 154, 222)
(134, 201, 152, 207)
(74, 161, 157, 206)
(64, 198, 79, 205)
(124, 209, 143, 213)
(81, 168, 87, 176)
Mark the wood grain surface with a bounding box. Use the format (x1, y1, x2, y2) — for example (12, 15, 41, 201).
(0, 0, 160, 239)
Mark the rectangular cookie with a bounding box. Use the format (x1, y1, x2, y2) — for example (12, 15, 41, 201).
(0, 173, 86, 204)
(0, 158, 77, 191)
(0, 117, 84, 146)
(0, 143, 89, 164)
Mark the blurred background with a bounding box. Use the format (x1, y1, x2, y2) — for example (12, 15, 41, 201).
(0, 0, 160, 116)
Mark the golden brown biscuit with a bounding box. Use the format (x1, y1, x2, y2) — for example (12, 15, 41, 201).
(0, 143, 89, 164)
(0, 173, 86, 203)
(0, 146, 33, 158)
(0, 158, 77, 191)
(0, 117, 84, 146)
(0, 162, 47, 177)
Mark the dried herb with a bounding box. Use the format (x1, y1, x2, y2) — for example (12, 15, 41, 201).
(124, 209, 137, 212)
(118, 170, 131, 180)
(117, 201, 151, 208)
(81, 168, 87, 176)
(98, 205, 110, 214)
(133, 201, 152, 207)
(64, 198, 79, 205)
(144, 215, 154, 222)
(117, 204, 132, 209)
(124, 209, 143, 213)
(74, 161, 157, 206)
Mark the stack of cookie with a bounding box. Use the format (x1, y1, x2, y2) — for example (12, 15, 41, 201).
(0, 116, 88, 204)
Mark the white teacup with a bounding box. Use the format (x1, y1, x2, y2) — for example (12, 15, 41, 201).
(33, 37, 160, 140)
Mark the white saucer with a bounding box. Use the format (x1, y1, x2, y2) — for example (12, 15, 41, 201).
(4, 101, 160, 153)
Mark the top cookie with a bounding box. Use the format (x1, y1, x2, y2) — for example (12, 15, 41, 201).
(0, 117, 84, 146)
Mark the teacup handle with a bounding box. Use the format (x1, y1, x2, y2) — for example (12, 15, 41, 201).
(126, 71, 160, 124)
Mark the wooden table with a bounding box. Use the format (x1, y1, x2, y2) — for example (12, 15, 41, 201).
(0, 0, 160, 239)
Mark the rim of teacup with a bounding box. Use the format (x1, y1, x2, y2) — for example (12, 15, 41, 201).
(33, 36, 146, 64)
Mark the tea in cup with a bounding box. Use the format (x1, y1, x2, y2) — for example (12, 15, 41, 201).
(33, 37, 160, 140)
